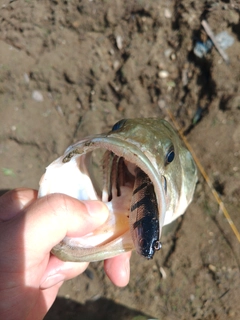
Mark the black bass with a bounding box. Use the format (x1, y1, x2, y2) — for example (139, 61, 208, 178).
(38, 118, 197, 262)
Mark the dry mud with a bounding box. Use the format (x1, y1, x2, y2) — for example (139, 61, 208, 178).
(0, 1, 240, 319)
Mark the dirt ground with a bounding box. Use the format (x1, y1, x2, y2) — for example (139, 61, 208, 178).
(1, 1, 240, 319)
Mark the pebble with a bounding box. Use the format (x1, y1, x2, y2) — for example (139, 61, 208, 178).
(109, 48, 114, 55)
(116, 35, 123, 50)
(164, 48, 172, 58)
(190, 294, 195, 301)
(158, 70, 169, 78)
(170, 52, 176, 60)
(113, 60, 120, 70)
(56, 105, 64, 116)
(159, 266, 167, 279)
(158, 99, 166, 110)
(23, 73, 30, 83)
(208, 264, 217, 273)
(32, 90, 43, 102)
(164, 8, 172, 19)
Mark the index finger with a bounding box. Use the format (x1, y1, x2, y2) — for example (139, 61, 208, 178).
(0, 188, 38, 221)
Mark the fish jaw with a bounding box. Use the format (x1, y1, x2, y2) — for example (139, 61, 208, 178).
(38, 134, 166, 262)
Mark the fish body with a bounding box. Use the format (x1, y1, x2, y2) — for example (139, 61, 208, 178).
(38, 118, 197, 262)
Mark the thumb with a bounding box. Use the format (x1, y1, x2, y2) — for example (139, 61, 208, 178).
(23, 194, 109, 252)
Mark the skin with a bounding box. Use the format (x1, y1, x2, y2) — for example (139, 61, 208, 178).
(0, 188, 131, 320)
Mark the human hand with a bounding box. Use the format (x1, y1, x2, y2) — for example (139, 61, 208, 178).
(0, 188, 131, 320)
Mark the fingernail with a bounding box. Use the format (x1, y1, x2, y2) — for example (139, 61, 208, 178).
(14, 188, 37, 210)
(40, 273, 65, 289)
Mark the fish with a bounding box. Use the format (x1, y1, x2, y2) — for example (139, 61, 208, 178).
(38, 118, 198, 262)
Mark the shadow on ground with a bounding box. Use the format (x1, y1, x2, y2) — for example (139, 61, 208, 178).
(45, 297, 153, 320)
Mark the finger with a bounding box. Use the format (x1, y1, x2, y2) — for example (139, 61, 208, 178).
(104, 251, 131, 287)
(42, 250, 132, 290)
(23, 194, 109, 253)
(0, 188, 37, 221)
(40, 255, 89, 289)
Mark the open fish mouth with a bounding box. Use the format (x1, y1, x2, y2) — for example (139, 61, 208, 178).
(39, 135, 166, 262)
(39, 118, 198, 262)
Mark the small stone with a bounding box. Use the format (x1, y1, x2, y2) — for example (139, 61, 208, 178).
(164, 8, 172, 19)
(190, 294, 195, 301)
(208, 264, 217, 272)
(32, 90, 43, 102)
(72, 20, 81, 28)
(116, 35, 123, 50)
(56, 105, 64, 116)
(23, 73, 30, 83)
(113, 60, 120, 70)
(158, 99, 166, 110)
(158, 70, 169, 78)
(76, 101, 82, 109)
(164, 48, 172, 58)
(159, 267, 167, 279)
(170, 52, 176, 60)
(109, 48, 114, 55)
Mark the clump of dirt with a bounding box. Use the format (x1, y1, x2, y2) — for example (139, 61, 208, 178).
(0, 1, 240, 319)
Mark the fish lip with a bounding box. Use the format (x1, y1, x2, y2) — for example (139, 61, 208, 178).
(63, 134, 167, 234)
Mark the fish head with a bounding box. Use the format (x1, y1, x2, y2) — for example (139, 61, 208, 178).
(107, 118, 197, 226)
(38, 118, 197, 262)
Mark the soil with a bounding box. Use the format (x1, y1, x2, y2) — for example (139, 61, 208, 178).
(1, 1, 240, 319)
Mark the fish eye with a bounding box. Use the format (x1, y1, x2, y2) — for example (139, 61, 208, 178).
(165, 147, 175, 164)
(111, 119, 126, 131)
